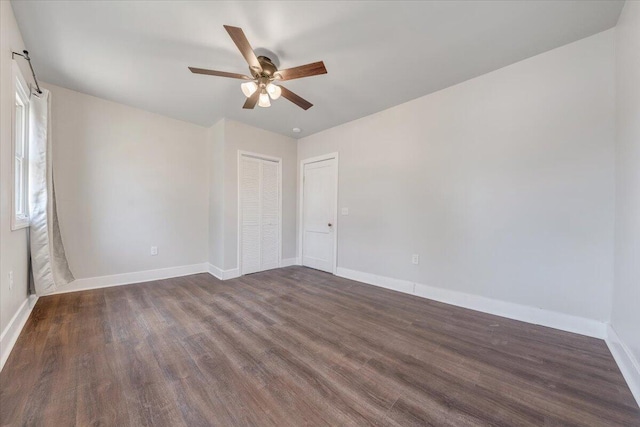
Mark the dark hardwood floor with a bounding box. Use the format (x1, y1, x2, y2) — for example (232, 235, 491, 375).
(1, 266, 638, 426)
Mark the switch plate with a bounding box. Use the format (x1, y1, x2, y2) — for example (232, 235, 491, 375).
(150, 246, 158, 256)
(9, 271, 13, 290)
(341, 207, 349, 215)
(412, 254, 419, 265)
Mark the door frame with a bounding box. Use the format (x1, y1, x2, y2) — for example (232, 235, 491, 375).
(298, 152, 339, 274)
(237, 150, 283, 276)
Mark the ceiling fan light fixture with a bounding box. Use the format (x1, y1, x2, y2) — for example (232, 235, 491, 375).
(190, 25, 325, 110)
(241, 81, 258, 98)
(258, 90, 271, 108)
(266, 83, 282, 100)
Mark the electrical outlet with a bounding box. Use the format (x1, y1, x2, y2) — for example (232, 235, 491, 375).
(412, 254, 419, 265)
(150, 246, 158, 256)
(9, 271, 14, 290)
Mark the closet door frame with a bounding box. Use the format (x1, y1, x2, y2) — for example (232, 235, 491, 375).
(237, 150, 283, 276)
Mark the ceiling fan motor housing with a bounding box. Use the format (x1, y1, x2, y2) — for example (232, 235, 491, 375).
(255, 56, 278, 78)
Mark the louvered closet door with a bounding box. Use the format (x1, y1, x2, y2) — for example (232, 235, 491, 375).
(260, 160, 280, 271)
(241, 157, 262, 275)
(240, 155, 280, 275)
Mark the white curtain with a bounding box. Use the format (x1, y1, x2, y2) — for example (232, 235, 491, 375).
(28, 89, 74, 295)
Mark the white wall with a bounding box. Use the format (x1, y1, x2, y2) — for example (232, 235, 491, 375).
(611, 0, 640, 396)
(47, 83, 209, 280)
(0, 1, 32, 344)
(223, 119, 297, 270)
(207, 120, 225, 269)
(298, 30, 616, 323)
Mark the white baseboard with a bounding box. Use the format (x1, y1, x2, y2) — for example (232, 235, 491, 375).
(605, 324, 640, 407)
(226, 268, 240, 280)
(281, 257, 300, 267)
(207, 263, 240, 280)
(338, 267, 414, 294)
(51, 263, 210, 295)
(209, 259, 299, 281)
(336, 267, 606, 339)
(0, 294, 38, 372)
(208, 264, 225, 280)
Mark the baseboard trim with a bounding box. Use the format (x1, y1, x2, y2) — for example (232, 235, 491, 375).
(225, 268, 240, 280)
(51, 263, 210, 295)
(335, 267, 606, 339)
(281, 257, 300, 267)
(208, 264, 225, 280)
(208, 259, 299, 281)
(207, 264, 240, 280)
(605, 324, 640, 406)
(0, 294, 38, 372)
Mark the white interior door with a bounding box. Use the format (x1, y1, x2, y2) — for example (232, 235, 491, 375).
(240, 154, 281, 275)
(302, 158, 337, 273)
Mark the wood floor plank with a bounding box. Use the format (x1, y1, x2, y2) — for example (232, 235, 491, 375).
(1, 266, 638, 426)
(75, 346, 130, 426)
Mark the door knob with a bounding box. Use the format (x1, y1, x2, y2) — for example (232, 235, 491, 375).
(328, 223, 333, 227)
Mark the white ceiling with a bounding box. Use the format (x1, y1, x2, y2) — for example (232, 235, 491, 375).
(12, 1, 624, 138)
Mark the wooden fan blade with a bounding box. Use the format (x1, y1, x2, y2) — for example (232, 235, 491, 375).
(223, 25, 262, 72)
(188, 67, 253, 80)
(243, 90, 260, 109)
(275, 61, 327, 81)
(280, 85, 313, 110)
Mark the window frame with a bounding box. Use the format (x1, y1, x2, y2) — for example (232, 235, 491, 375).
(12, 61, 30, 230)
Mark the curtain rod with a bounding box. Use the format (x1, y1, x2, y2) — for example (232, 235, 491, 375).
(12, 50, 42, 95)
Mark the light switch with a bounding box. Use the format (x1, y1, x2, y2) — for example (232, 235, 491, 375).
(341, 208, 349, 215)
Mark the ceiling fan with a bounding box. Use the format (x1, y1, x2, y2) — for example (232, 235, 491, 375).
(189, 25, 327, 110)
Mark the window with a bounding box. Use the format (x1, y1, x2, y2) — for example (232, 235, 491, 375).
(12, 61, 30, 230)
